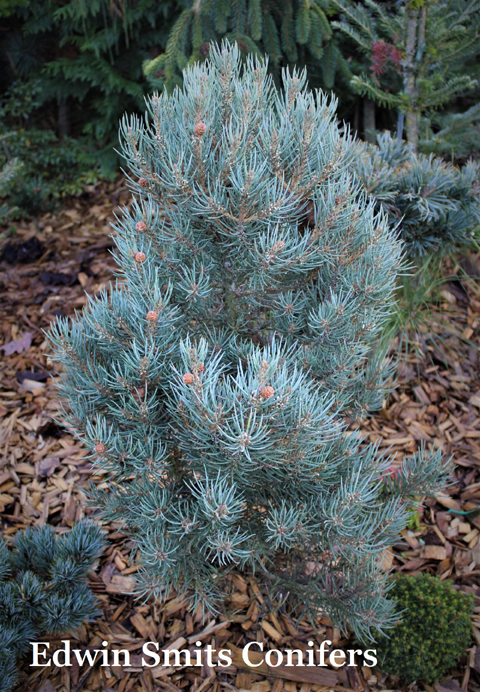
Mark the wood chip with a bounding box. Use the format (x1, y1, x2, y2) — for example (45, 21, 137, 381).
(261, 620, 283, 643)
(421, 545, 447, 561)
(228, 644, 338, 686)
(130, 612, 155, 639)
(105, 575, 137, 594)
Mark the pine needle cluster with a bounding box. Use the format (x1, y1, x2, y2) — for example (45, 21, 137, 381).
(50, 41, 447, 640)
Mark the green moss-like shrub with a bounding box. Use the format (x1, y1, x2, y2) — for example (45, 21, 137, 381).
(375, 573, 474, 685)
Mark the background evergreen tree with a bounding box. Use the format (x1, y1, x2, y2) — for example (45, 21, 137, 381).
(142, 0, 350, 97)
(50, 41, 447, 640)
(0, 79, 98, 217)
(0, 521, 105, 692)
(0, 0, 184, 177)
(0, 135, 23, 222)
(351, 131, 480, 358)
(331, 0, 480, 153)
(422, 102, 480, 161)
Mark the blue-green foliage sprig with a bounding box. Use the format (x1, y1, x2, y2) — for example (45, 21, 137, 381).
(50, 41, 447, 641)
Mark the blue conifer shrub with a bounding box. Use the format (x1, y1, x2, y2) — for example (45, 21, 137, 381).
(353, 132, 480, 258)
(50, 41, 447, 641)
(0, 521, 105, 692)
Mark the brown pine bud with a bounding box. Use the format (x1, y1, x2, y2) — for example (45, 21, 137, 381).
(278, 240, 285, 248)
(194, 122, 207, 136)
(136, 221, 147, 232)
(135, 251, 146, 263)
(260, 385, 275, 399)
(95, 443, 106, 454)
(197, 363, 204, 372)
(183, 373, 194, 385)
(138, 177, 148, 188)
(146, 310, 158, 321)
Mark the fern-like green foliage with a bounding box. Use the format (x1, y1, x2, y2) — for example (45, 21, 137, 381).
(50, 41, 448, 641)
(142, 0, 347, 94)
(375, 574, 474, 684)
(0, 0, 182, 176)
(0, 521, 105, 692)
(421, 102, 480, 160)
(352, 132, 480, 257)
(0, 140, 23, 222)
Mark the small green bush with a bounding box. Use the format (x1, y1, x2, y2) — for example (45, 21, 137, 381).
(0, 80, 98, 219)
(375, 573, 474, 685)
(0, 145, 23, 222)
(0, 520, 106, 692)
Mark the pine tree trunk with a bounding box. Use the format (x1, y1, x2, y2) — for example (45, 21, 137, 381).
(406, 111, 418, 151)
(354, 101, 360, 136)
(363, 99, 376, 143)
(404, 7, 419, 152)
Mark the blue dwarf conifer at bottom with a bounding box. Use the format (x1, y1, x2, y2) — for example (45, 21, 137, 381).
(49, 40, 448, 642)
(0, 521, 105, 692)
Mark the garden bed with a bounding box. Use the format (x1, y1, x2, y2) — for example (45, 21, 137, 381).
(1, 180, 480, 692)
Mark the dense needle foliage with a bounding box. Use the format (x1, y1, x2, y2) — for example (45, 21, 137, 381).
(50, 41, 447, 640)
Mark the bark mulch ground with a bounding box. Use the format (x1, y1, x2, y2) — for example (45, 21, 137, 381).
(2, 181, 480, 692)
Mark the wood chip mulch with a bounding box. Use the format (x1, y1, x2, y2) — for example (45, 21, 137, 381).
(2, 180, 480, 692)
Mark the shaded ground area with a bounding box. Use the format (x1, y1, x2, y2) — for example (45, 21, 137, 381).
(1, 181, 480, 692)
